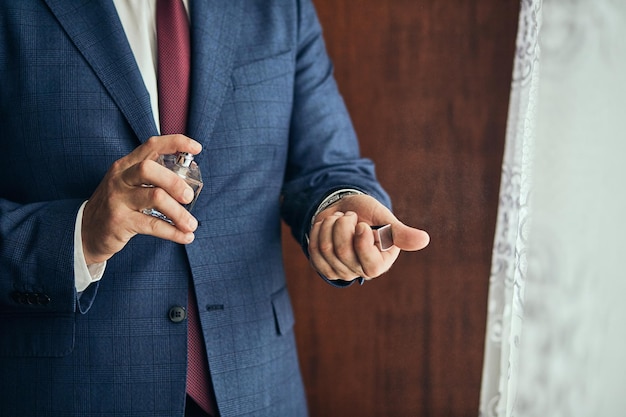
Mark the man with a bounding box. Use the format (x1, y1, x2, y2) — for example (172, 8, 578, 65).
(0, 1, 429, 416)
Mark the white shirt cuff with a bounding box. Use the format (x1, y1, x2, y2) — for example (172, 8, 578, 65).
(74, 201, 106, 292)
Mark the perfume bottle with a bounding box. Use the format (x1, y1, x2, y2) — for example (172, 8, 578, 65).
(143, 152, 203, 224)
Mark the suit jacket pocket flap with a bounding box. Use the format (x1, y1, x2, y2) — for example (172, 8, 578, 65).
(232, 49, 293, 88)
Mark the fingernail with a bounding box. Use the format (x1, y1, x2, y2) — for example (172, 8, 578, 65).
(189, 217, 198, 231)
(183, 188, 194, 203)
(333, 211, 345, 217)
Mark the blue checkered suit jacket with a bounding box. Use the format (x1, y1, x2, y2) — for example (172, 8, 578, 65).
(0, 0, 390, 416)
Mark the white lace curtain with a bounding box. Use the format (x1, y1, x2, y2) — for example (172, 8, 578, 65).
(480, 0, 626, 416)
(479, 0, 540, 415)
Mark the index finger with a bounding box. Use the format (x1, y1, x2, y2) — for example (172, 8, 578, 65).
(123, 159, 194, 205)
(124, 134, 203, 167)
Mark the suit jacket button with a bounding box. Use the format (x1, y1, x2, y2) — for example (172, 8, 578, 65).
(27, 293, 39, 305)
(37, 294, 51, 306)
(18, 293, 29, 304)
(168, 306, 187, 323)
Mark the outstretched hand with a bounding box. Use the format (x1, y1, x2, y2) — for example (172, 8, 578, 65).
(308, 194, 430, 281)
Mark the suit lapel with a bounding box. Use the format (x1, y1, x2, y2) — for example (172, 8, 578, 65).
(44, 0, 242, 147)
(44, 0, 159, 143)
(187, 0, 243, 150)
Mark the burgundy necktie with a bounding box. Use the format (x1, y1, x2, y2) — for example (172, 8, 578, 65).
(156, 1, 216, 414)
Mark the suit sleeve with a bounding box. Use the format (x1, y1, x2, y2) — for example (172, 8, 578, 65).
(0, 198, 98, 319)
(280, 0, 391, 252)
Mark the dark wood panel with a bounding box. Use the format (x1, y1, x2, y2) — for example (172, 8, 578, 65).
(283, 1, 519, 416)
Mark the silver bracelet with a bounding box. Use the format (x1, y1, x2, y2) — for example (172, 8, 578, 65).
(311, 189, 364, 225)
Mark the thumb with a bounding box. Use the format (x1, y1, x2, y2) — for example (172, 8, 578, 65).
(388, 222, 430, 252)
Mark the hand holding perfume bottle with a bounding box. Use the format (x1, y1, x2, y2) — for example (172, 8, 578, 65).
(142, 152, 203, 224)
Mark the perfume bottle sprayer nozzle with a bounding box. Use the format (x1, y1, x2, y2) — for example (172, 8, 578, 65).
(175, 152, 194, 168)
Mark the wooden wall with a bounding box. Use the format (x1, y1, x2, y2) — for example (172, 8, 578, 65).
(283, 1, 520, 416)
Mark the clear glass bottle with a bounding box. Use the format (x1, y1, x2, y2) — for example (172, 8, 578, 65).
(143, 152, 203, 225)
